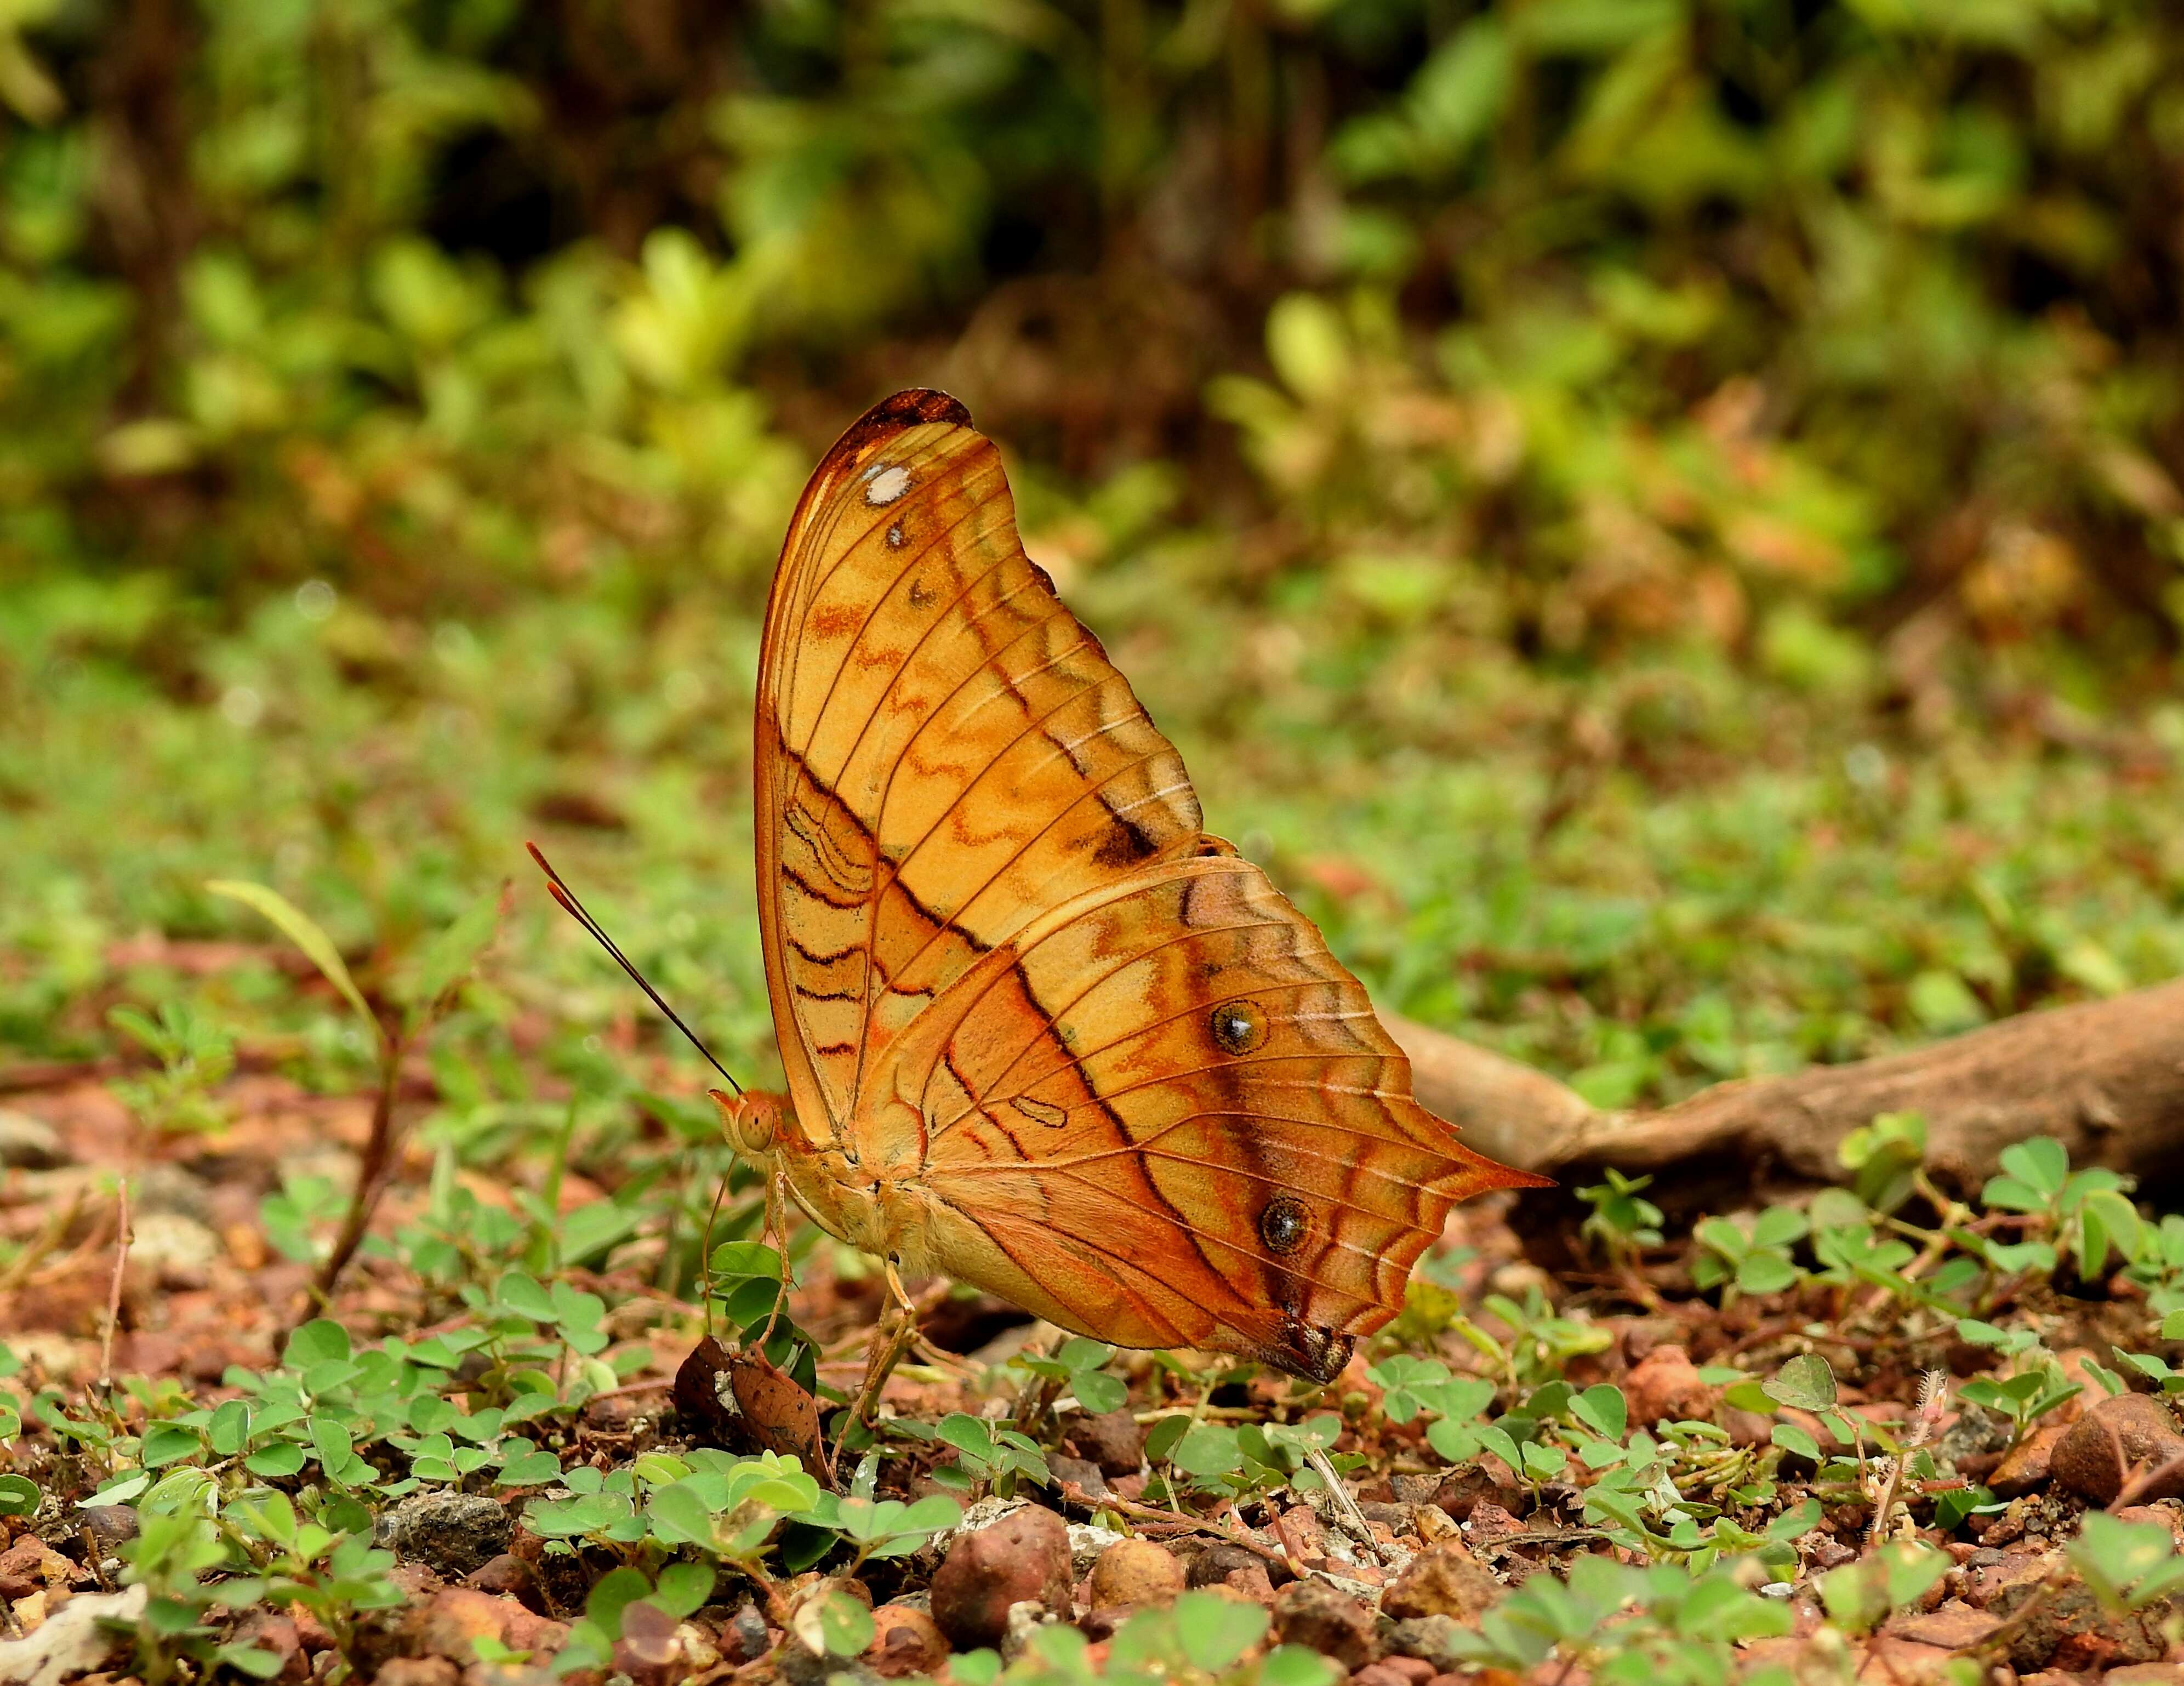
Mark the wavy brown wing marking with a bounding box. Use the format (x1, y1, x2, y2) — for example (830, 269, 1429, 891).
(881, 857, 1537, 1372)
(756, 390, 1203, 1129)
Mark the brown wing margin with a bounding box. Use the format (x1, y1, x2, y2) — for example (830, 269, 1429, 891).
(753, 390, 1208, 1141)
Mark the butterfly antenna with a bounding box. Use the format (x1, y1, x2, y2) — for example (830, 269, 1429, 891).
(526, 841, 743, 1095)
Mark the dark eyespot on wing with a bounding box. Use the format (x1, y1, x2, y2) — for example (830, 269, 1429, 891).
(1094, 814, 1162, 868)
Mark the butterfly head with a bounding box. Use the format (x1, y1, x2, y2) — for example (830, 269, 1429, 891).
(711, 1087, 786, 1164)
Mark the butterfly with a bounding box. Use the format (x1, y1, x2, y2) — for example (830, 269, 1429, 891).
(705, 388, 1544, 1402)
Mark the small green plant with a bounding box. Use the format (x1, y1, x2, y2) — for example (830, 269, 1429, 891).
(553, 1561, 720, 1676)
(2067, 1512, 2184, 1614)
(1004, 1591, 1333, 1686)
(215, 1490, 405, 1674)
(1013, 1336, 1130, 1428)
(109, 1000, 235, 1135)
(1980, 1136, 2142, 1283)
(1455, 1285, 1612, 1389)
(1445, 1554, 1793, 1679)
(1368, 1355, 1497, 1461)
(1578, 1168, 1666, 1268)
(1816, 1541, 1951, 1636)
(893, 1412, 1051, 1497)
(1691, 1207, 1807, 1301)
(1954, 1320, 2082, 1450)
(1837, 1110, 1928, 1214)
(1144, 1412, 1344, 1505)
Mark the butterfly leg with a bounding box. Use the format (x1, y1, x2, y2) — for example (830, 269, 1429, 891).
(835, 1257, 919, 1453)
(753, 1170, 791, 1351)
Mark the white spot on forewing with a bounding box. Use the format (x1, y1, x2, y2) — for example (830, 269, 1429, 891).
(887, 523, 905, 548)
(864, 464, 911, 505)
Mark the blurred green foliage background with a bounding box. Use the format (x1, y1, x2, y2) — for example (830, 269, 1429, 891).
(7, 0, 2184, 1126)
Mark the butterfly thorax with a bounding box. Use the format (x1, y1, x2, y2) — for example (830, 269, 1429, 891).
(712, 1085, 940, 1271)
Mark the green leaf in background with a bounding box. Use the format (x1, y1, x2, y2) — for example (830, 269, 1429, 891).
(401, 884, 504, 1020)
(281, 1319, 351, 1371)
(141, 1422, 203, 1467)
(1172, 1591, 1269, 1673)
(244, 1442, 306, 1479)
(584, 1564, 652, 1642)
(205, 880, 380, 1042)
(1763, 1354, 1838, 1413)
(1570, 1384, 1627, 1442)
(653, 1562, 716, 1620)
(794, 1588, 876, 1657)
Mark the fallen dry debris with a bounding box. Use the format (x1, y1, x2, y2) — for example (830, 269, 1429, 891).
(9, 1050, 2184, 1683)
(1387, 975, 2184, 1210)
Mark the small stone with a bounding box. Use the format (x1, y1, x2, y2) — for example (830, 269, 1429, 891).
(1065, 1409, 1146, 1477)
(1067, 1523, 1127, 1577)
(1349, 1663, 1423, 1686)
(1185, 1543, 1265, 1588)
(126, 1212, 223, 1289)
(1275, 1505, 1330, 1565)
(0, 1586, 145, 1685)
(225, 1609, 305, 1683)
(378, 1491, 515, 1579)
(1220, 1565, 1276, 1604)
(76, 1507, 138, 1548)
(0, 1110, 64, 1170)
(1621, 1343, 1714, 1429)
(1080, 1605, 1139, 1641)
(1985, 1547, 2175, 1671)
(1990, 1422, 2068, 1497)
(1427, 1465, 1520, 1522)
(866, 1604, 949, 1678)
(288, 1603, 335, 1653)
(1381, 1544, 1503, 1622)
(1961, 1550, 2049, 1610)
(2051, 1394, 2184, 1505)
(1459, 1505, 1526, 1548)
(1048, 1454, 1110, 1500)
(929, 1503, 1075, 1650)
(1270, 1579, 1375, 1669)
(1002, 1600, 1059, 1663)
(1855, 1637, 1961, 1683)
(406, 1587, 568, 1664)
(130, 1162, 216, 1221)
(0, 1537, 81, 1591)
(1090, 1540, 1187, 1608)
(463, 1553, 541, 1611)
(1889, 1600, 2001, 1649)
(712, 1600, 772, 1664)
(1382, 1616, 1464, 1672)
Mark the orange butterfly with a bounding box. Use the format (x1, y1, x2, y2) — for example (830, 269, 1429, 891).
(704, 390, 1544, 1411)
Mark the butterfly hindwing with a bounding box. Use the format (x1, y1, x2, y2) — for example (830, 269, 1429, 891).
(875, 857, 1529, 1378)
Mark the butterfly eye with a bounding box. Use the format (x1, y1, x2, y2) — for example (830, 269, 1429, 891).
(1259, 1197, 1310, 1255)
(1208, 1000, 1266, 1056)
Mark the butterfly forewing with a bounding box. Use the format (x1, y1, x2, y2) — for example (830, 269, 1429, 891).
(757, 393, 1201, 1137)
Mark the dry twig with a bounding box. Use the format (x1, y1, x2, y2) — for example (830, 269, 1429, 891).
(97, 1178, 132, 1390)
